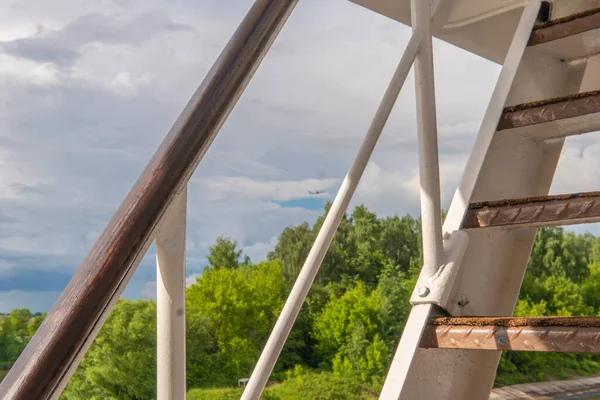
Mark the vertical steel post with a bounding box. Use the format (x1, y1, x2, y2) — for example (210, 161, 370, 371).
(242, 2, 445, 399)
(156, 187, 187, 400)
(413, 0, 444, 281)
(379, 0, 443, 398)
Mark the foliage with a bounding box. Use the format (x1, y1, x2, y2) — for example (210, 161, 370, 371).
(6, 206, 600, 397)
(268, 222, 314, 283)
(188, 371, 376, 400)
(266, 371, 377, 400)
(187, 387, 243, 400)
(186, 260, 287, 388)
(313, 282, 389, 385)
(495, 227, 600, 386)
(376, 263, 414, 347)
(61, 300, 157, 400)
(0, 308, 44, 371)
(208, 236, 248, 269)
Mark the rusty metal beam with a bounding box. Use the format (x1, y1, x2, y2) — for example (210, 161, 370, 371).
(430, 316, 600, 327)
(529, 8, 600, 46)
(421, 325, 600, 353)
(463, 192, 600, 229)
(497, 90, 600, 131)
(421, 317, 600, 353)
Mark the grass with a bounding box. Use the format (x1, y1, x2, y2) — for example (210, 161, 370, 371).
(187, 372, 378, 400)
(187, 387, 243, 400)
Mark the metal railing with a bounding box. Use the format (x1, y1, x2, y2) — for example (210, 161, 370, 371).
(0, 0, 444, 399)
(0, 1, 298, 399)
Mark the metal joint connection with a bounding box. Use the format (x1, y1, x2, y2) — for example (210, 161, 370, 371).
(410, 230, 470, 308)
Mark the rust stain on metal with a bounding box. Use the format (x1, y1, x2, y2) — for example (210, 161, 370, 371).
(498, 90, 600, 131)
(464, 192, 600, 229)
(469, 191, 600, 209)
(430, 316, 600, 328)
(503, 90, 600, 113)
(529, 7, 600, 46)
(421, 324, 600, 353)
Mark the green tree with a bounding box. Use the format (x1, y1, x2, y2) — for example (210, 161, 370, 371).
(8, 308, 32, 340)
(12, 206, 600, 394)
(312, 202, 356, 285)
(379, 215, 420, 274)
(207, 236, 244, 269)
(269, 203, 421, 289)
(62, 300, 157, 400)
(346, 206, 384, 286)
(27, 313, 45, 337)
(542, 275, 593, 316)
(582, 263, 600, 312)
(376, 263, 414, 348)
(186, 260, 287, 387)
(313, 282, 389, 384)
(498, 227, 600, 386)
(0, 319, 21, 368)
(527, 228, 590, 282)
(0, 309, 34, 365)
(268, 222, 314, 283)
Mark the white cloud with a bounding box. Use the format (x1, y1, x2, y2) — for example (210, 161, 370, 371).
(0, 54, 60, 85)
(192, 176, 339, 202)
(243, 237, 279, 264)
(548, 135, 600, 236)
(0, 23, 39, 42)
(0, 0, 534, 311)
(0, 149, 43, 199)
(552, 135, 600, 195)
(353, 162, 420, 214)
(186, 273, 202, 288)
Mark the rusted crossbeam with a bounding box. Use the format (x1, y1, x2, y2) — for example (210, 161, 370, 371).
(497, 90, 600, 131)
(529, 7, 600, 46)
(421, 317, 600, 353)
(463, 192, 600, 229)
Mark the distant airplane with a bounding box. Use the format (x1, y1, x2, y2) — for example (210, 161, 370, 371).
(309, 190, 325, 195)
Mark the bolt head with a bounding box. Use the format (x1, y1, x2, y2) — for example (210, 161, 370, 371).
(418, 286, 430, 297)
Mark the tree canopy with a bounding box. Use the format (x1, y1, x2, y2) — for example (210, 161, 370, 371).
(2, 204, 600, 398)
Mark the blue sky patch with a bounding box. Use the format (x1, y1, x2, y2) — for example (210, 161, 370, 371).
(272, 198, 327, 211)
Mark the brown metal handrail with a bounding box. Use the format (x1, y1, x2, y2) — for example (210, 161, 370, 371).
(0, 1, 298, 399)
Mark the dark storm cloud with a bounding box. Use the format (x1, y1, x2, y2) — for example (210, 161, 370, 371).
(0, 268, 71, 292)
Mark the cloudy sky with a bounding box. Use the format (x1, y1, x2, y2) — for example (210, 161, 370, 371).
(0, 0, 597, 312)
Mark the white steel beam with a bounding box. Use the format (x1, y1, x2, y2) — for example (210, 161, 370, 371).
(156, 187, 187, 400)
(380, 0, 441, 396)
(241, 3, 446, 399)
(381, 4, 584, 400)
(241, 20, 426, 400)
(412, 0, 443, 281)
(379, 304, 434, 399)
